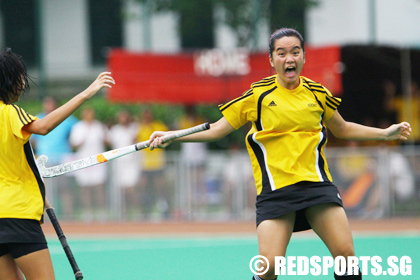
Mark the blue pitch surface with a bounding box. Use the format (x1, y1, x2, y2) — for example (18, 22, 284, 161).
(48, 233, 419, 280)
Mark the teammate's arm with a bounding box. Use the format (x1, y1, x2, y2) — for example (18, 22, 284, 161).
(150, 117, 235, 149)
(23, 72, 114, 135)
(325, 110, 411, 141)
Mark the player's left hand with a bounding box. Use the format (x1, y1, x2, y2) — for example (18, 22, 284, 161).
(149, 131, 172, 150)
(384, 122, 411, 141)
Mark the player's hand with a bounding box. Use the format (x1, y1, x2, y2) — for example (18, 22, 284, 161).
(83, 72, 115, 99)
(384, 122, 411, 141)
(149, 131, 172, 150)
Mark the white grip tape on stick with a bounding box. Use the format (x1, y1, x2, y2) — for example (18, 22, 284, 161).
(135, 122, 210, 150)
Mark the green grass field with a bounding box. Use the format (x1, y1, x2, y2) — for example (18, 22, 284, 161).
(48, 233, 419, 280)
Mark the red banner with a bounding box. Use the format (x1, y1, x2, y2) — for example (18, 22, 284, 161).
(107, 46, 342, 105)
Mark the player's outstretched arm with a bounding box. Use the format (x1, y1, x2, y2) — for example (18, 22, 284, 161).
(23, 72, 115, 135)
(149, 117, 235, 150)
(326, 110, 411, 141)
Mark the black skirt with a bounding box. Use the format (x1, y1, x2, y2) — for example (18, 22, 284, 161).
(0, 218, 47, 244)
(256, 181, 343, 232)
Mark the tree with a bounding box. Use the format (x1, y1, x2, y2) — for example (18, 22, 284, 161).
(133, 0, 319, 50)
(216, 0, 319, 48)
(133, 0, 214, 49)
(268, 0, 319, 35)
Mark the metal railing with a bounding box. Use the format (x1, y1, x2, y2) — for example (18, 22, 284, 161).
(44, 146, 420, 221)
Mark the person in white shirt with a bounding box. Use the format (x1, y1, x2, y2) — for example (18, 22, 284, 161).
(108, 110, 141, 219)
(70, 107, 108, 221)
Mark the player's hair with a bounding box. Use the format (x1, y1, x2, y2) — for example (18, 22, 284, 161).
(0, 48, 30, 104)
(269, 28, 305, 58)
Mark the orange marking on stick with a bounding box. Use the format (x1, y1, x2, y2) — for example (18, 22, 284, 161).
(96, 154, 108, 163)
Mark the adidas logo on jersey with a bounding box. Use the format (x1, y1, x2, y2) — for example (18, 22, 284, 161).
(268, 101, 277, 106)
(308, 103, 317, 107)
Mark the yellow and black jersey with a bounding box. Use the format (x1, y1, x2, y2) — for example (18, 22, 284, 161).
(136, 121, 168, 171)
(219, 75, 341, 195)
(0, 101, 45, 221)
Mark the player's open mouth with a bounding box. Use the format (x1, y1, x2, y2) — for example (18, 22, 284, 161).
(285, 66, 296, 78)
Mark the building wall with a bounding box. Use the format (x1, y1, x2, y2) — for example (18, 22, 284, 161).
(375, 0, 420, 47)
(213, 6, 269, 51)
(1, 0, 419, 80)
(123, 0, 180, 53)
(41, 0, 91, 77)
(306, 0, 420, 47)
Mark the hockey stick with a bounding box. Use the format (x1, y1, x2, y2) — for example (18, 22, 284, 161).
(45, 200, 83, 280)
(37, 122, 210, 178)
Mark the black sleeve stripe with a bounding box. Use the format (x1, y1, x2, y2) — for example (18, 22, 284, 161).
(303, 80, 324, 110)
(306, 83, 324, 90)
(23, 109, 34, 122)
(218, 89, 252, 109)
(309, 88, 327, 94)
(241, 88, 253, 96)
(219, 90, 254, 112)
(305, 81, 321, 86)
(253, 81, 275, 88)
(12, 104, 28, 125)
(304, 79, 340, 110)
(18, 106, 31, 124)
(255, 76, 276, 83)
(305, 81, 331, 95)
(326, 103, 337, 110)
(325, 90, 334, 97)
(326, 95, 340, 107)
(251, 76, 276, 87)
(326, 100, 338, 110)
(259, 76, 275, 82)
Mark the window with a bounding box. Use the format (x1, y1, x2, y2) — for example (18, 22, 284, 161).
(88, 0, 123, 65)
(0, 0, 37, 67)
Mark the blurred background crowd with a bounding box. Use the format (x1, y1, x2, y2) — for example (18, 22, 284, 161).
(1, 0, 420, 222)
(28, 96, 420, 222)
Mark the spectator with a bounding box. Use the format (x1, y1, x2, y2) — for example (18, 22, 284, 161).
(31, 96, 78, 219)
(108, 110, 141, 219)
(385, 80, 420, 144)
(136, 109, 169, 219)
(333, 140, 377, 217)
(222, 143, 256, 219)
(70, 107, 108, 221)
(178, 106, 208, 213)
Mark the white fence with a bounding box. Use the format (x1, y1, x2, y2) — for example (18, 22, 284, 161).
(44, 146, 420, 221)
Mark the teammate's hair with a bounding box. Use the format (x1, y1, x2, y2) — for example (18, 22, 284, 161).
(269, 28, 305, 58)
(0, 48, 30, 104)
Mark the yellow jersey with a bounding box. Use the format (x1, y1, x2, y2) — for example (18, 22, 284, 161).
(219, 75, 341, 195)
(0, 101, 45, 221)
(392, 97, 420, 142)
(136, 120, 168, 171)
